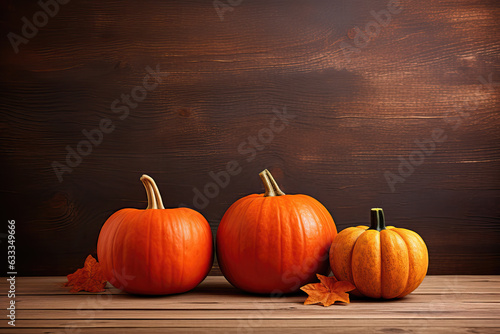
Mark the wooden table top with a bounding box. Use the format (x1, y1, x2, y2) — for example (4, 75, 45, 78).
(2, 275, 499, 333)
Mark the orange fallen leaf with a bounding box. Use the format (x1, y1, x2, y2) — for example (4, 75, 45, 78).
(300, 274, 356, 306)
(64, 255, 107, 293)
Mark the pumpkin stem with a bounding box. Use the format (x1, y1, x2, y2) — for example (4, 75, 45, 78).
(140, 174, 165, 210)
(369, 208, 386, 231)
(259, 169, 285, 197)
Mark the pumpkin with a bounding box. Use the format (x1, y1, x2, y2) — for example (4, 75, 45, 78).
(216, 169, 337, 294)
(97, 174, 213, 295)
(329, 208, 428, 299)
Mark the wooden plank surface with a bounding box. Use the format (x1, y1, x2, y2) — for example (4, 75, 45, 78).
(0, 0, 499, 276)
(3, 329, 499, 334)
(0, 276, 499, 332)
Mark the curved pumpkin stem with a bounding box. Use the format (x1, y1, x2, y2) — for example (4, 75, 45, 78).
(142, 176, 157, 209)
(369, 208, 386, 231)
(259, 169, 285, 197)
(140, 174, 165, 210)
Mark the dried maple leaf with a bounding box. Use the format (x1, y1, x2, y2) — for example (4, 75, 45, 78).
(300, 274, 356, 306)
(64, 255, 107, 293)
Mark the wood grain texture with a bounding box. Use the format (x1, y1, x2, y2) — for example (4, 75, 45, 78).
(0, 0, 499, 275)
(0, 276, 499, 333)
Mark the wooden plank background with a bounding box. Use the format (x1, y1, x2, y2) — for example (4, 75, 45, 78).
(0, 0, 499, 275)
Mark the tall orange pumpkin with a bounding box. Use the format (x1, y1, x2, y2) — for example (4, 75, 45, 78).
(97, 175, 213, 295)
(216, 169, 337, 294)
(330, 208, 428, 299)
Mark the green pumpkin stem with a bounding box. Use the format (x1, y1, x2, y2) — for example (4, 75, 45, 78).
(140, 174, 165, 210)
(369, 208, 386, 231)
(259, 169, 285, 197)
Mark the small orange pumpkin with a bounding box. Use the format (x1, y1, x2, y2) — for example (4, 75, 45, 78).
(216, 169, 337, 294)
(97, 174, 213, 295)
(329, 208, 428, 299)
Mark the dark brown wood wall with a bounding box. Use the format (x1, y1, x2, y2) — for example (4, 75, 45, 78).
(0, 0, 499, 275)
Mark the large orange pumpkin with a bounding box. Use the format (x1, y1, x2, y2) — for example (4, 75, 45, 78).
(97, 174, 213, 295)
(216, 169, 337, 294)
(330, 208, 428, 299)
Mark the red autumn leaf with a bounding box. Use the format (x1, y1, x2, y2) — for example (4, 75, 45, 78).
(300, 274, 356, 306)
(64, 255, 107, 293)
